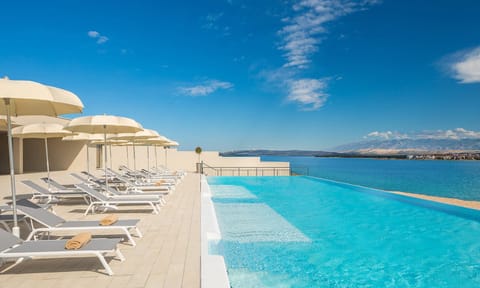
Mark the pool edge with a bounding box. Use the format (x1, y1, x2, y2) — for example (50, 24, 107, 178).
(302, 175, 480, 222)
(200, 175, 230, 288)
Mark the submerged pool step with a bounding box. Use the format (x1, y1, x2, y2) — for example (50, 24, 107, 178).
(214, 203, 310, 243)
(210, 185, 257, 199)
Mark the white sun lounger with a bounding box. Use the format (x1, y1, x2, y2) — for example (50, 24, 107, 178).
(0, 228, 124, 276)
(16, 199, 143, 246)
(76, 184, 162, 215)
(107, 169, 175, 191)
(41, 177, 83, 192)
(71, 173, 167, 205)
(21, 180, 88, 204)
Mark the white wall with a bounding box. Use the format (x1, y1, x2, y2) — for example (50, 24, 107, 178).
(87, 145, 290, 176)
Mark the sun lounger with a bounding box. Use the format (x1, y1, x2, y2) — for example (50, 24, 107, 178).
(119, 165, 181, 182)
(0, 212, 29, 233)
(21, 180, 88, 204)
(102, 185, 167, 205)
(109, 167, 174, 184)
(105, 169, 174, 193)
(70, 172, 99, 188)
(16, 199, 142, 246)
(41, 177, 83, 192)
(71, 173, 167, 205)
(82, 171, 123, 185)
(140, 168, 184, 180)
(76, 184, 162, 215)
(0, 228, 124, 276)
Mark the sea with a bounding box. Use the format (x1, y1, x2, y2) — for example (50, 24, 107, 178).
(261, 156, 480, 201)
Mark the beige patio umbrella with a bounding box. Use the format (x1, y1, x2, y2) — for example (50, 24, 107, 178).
(62, 133, 104, 180)
(64, 115, 143, 189)
(12, 123, 73, 190)
(0, 77, 83, 236)
(162, 139, 179, 169)
(110, 128, 160, 171)
(137, 135, 169, 171)
(0, 116, 19, 130)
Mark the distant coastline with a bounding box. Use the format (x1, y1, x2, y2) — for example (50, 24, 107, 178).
(221, 150, 480, 160)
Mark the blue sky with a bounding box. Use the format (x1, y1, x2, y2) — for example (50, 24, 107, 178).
(1, 0, 479, 151)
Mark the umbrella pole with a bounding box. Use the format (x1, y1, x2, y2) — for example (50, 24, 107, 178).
(126, 145, 129, 168)
(86, 143, 90, 180)
(44, 138, 50, 191)
(5, 100, 19, 237)
(104, 128, 108, 190)
(133, 141, 137, 171)
(109, 144, 113, 170)
(165, 147, 168, 168)
(147, 145, 150, 171)
(155, 145, 158, 172)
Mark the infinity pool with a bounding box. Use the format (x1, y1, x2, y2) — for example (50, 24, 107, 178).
(207, 176, 480, 287)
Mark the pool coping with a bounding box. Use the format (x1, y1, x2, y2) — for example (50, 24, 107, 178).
(303, 175, 480, 222)
(200, 175, 230, 288)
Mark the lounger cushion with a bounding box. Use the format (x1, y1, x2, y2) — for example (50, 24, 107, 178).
(59, 219, 139, 228)
(5, 238, 121, 254)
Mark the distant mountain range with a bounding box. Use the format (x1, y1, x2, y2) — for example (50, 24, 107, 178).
(221, 138, 480, 157)
(331, 138, 480, 153)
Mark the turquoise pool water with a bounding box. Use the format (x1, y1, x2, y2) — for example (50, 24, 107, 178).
(208, 176, 480, 287)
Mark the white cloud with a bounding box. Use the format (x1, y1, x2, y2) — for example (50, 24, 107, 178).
(449, 46, 480, 83)
(416, 128, 480, 140)
(365, 131, 408, 140)
(87, 30, 109, 44)
(257, 69, 331, 110)
(364, 128, 480, 140)
(279, 0, 379, 69)
(97, 36, 109, 44)
(287, 78, 329, 110)
(179, 80, 233, 96)
(87, 31, 99, 38)
(261, 0, 379, 111)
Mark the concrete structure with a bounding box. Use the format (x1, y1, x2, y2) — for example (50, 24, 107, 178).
(0, 116, 289, 176)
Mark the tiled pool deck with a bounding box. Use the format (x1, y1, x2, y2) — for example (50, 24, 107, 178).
(0, 171, 200, 288)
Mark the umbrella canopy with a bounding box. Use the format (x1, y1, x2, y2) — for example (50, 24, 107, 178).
(12, 123, 73, 190)
(0, 77, 83, 237)
(91, 139, 128, 145)
(110, 128, 160, 170)
(0, 77, 83, 116)
(12, 123, 73, 138)
(64, 115, 142, 134)
(110, 128, 160, 141)
(64, 115, 143, 189)
(0, 116, 19, 130)
(136, 135, 169, 145)
(164, 140, 179, 147)
(62, 132, 105, 142)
